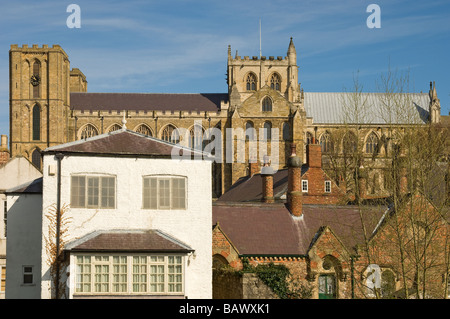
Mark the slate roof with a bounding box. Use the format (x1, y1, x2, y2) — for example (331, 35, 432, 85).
(212, 202, 386, 256)
(43, 129, 210, 159)
(217, 169, 293, 202)
(5, 177, 43, 194)
(65, 229, 194, 253)
(304, 92, 430, 124)
(70, 92, 228, 112)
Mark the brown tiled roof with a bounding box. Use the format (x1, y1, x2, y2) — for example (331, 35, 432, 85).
(67, 230, 193, 253)
(212, 202, 386, 256)
(70, 92, 228, 112)
(213, 203, 302, 255)
(43, 129, 205, 158)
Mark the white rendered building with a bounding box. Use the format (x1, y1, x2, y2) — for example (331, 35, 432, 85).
(6, 129, 213, 299)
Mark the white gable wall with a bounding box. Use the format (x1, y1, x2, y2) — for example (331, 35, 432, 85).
(5, 193, 42, 299)
(41, 154, 212, 299)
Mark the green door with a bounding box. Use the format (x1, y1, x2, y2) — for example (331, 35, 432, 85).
(318, 275, 336, 299)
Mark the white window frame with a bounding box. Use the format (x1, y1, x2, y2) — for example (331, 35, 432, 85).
(22, 265, 34, 285)
(74, 253, 185, 296)
(325, 180, 331, 193)
(302, 180, 308, 193)
(142, 176, 187, 210)
(70, 174, 116, 209)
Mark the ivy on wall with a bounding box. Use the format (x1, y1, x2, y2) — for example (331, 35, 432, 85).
(240, 258, 312, 299)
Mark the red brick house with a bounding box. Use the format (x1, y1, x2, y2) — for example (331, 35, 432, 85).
(212, 141, 449, 299)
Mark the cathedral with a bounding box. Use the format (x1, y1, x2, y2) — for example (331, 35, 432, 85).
(8, 39, 443, 197)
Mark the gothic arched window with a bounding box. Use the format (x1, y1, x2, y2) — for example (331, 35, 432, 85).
(135, 124, 152, 137)
(282, 122, 291, 141)
(108, 124, 122, 132)
(189, 125, 204, 150)
(365, 132, 379, 154)
(262, 96, 272, 112)
(245, 121, 255, 140)
(270, 73, 281, 91)
(32, 104, 40, 141)
(162, 125, 180, 144)
(31, 149, 41, 170)
(80, 124, 98, 140)
(246, 73, 257, 91)
(320, 132, 333, 153)
(263, 122, 272, 140)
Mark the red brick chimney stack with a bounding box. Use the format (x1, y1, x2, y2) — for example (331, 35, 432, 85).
(261, 155, 274, 203)
(287, 144, 303, 217)
(306, 137, 322, 168)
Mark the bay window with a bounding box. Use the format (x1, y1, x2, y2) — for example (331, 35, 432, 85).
(75, 254, 184, 295)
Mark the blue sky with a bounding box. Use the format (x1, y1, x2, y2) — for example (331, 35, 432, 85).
(1, 0, 449, 138)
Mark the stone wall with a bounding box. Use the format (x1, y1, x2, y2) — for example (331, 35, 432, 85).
(213, 270, 277, 299)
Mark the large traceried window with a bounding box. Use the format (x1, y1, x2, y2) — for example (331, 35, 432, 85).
(365, 132, 379, 154)
(270, 73, 281, 91)
(320, 132, 334, 153)
(80, 124, 98, 140)
(189, 125, 205, 150)
(246, 73, 257, 91)
(108, 124, 122, 133)
(161, 125, 180, 144)
(135, 124, 152, 137)
(71, 175, 116, 209)
(143, 176, 186, 210)
(75, 254, 184, 295)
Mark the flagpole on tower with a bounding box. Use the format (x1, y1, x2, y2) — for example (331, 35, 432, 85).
(259, 19, 262, 58)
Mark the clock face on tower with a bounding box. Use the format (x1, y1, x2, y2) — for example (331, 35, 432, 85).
(30, 74, 41, 86)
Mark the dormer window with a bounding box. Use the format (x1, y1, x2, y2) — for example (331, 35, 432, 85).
(246, 73, 257, 91)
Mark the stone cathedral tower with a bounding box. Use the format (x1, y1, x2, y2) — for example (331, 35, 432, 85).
(9, 44, 73, 169)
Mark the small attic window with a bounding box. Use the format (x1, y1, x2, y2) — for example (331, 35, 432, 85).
(325, 181, 331, 193)
(262, 96, 272, 112)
